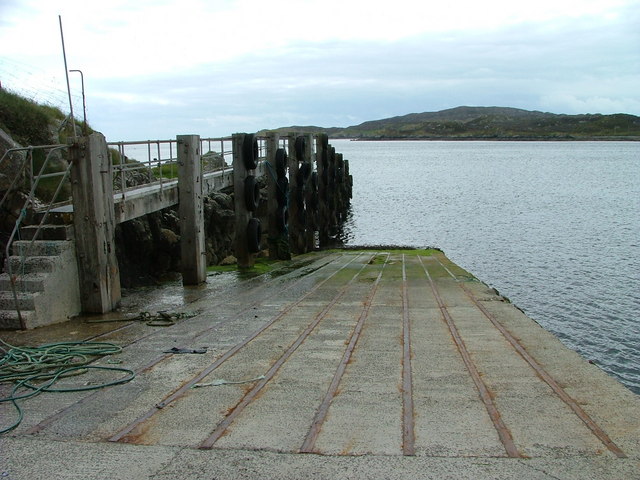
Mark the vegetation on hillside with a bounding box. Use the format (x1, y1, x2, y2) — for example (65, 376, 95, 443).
(267, 106, 640, 140)
(0, 89, 91, 203)
(0, 89, 67, 146)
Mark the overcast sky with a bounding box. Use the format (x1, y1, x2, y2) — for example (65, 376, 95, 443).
(1, 0, 639, 141)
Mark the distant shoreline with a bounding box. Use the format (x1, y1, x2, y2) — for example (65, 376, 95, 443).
(335, 136, 640, 142)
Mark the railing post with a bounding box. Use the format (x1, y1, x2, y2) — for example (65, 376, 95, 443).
(70, 133, 121, 313)
(177, 134, 206, 285)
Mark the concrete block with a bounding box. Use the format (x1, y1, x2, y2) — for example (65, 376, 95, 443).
(0, 290, 37, 310)
(0, 272, 47, 292)
(0, 308, 35, 329)
(19, 224, 74, 241)
(11, 240, 74, 257)
(6, 256, 56, 274)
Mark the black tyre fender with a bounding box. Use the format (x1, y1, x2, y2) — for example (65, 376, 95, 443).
(320, 149, 328, 169)
(242, 134, 259, 170)
(294, 136, 306, 159)
(276, 176, 289, 207)
(297, 205, 307, 229)
(295, 187, 305, 210)
(321, 168, 329, 186)
(299, 162, 311, 182)
(310, 171, 318, 192)
(275, 148, 287, 178)
(247, 218, 262, 253)
(276, 205, 288, 233)
(309, 191, 319, 210)
(244, 175, 260, 212)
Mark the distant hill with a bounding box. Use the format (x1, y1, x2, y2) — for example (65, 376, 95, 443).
(261, 106, 640, 140)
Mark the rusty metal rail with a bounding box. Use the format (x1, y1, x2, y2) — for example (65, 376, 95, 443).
(198, 253, 374, 449)
(23, 253, 338, 436)
(435, 257, 627, 459)
(418, 255, 522, 458)
(299, 253, 389, 453)
(109, 253, 364, 443)
(401, 254, 416, 456)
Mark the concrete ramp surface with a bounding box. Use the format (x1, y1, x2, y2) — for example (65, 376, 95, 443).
(1, 251, 639, 479)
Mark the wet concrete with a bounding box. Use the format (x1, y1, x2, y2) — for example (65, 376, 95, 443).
(1, 250, 639, 479)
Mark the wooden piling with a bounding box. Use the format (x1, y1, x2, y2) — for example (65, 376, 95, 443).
(70, 133, 121, 313)
(177, 134, 206, 285)
(302, 133, 315, 251)
(287, 134, 302, 253)
(315, 134, 329, 248)
(233, 133, 257, 268)
(266, 132, 281, 260)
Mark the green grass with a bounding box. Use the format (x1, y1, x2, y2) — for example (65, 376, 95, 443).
(0, 89, 89, 146)
(151, 163, 178, 179)
(207, 257, 279, 276)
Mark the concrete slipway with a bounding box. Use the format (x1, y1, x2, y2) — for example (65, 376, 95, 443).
(1, 250, 638, 479)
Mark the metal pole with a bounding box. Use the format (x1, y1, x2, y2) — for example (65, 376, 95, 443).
(59, 15, 77, 138)
(69, 69, 87, 135)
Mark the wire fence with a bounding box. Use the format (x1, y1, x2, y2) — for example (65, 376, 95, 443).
(0, 57, 81, 115)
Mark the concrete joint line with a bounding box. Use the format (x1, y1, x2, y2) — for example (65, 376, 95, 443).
(417, 255, 522, 459)
(199, 253, 375, 449)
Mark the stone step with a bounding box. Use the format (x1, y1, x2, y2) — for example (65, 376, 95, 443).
(0, 272, 47, 292)
(10, 240, 73, 257)
(35, 205, 74, 225)
(19, 224, 74, 241)
(5, 256, 56, 275)
(0, 290, 36, 310)
(0, 309, 36, 330)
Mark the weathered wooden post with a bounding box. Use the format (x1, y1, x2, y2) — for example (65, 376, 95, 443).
(177, 134, 206, 285)
(70, 132, 121, 313)
(316, 133, 330, 248)
(266, 132, 279, 260)
(303, 133, 315, 251)
(233, 133, 260, 268)
(287, 133, 302, 253)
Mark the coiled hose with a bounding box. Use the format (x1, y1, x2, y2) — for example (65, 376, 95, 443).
(0, 338, 134, 434)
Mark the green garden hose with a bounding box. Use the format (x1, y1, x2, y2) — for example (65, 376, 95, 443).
(0, 338, 134, 434)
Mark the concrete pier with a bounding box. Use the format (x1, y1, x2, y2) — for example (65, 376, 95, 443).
(1, 250, 638, 479)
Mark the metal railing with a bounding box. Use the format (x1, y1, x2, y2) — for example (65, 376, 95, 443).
(107, 136, 241, 197)
(0, 144, 71, 328)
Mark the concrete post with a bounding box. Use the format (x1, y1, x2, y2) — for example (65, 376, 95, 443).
(70, 133, 121, 313)
(177, 134, 206, 285)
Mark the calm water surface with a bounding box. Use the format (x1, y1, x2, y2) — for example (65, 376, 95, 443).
(332, 140, 640, 394)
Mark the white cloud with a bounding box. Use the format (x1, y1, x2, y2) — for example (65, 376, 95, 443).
(1, 0, 638, 140)
(540, 94, 640, 115)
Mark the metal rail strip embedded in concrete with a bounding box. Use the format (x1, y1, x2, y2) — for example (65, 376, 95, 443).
(418, 255, 522, 458)
(299, 253, 389, 454)
(401, 254, 416, 456)
(435, 257, 627, 459)
(199, 254, 375, 449)
(109, 253, 364, 443)
(24, 253, 340, 436)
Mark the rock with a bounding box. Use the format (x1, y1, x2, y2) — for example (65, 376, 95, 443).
(201, 151, 227, 172)
(220, 255, 237, 266)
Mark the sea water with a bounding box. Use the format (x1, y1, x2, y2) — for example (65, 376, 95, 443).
(331, 139, 640, 394)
